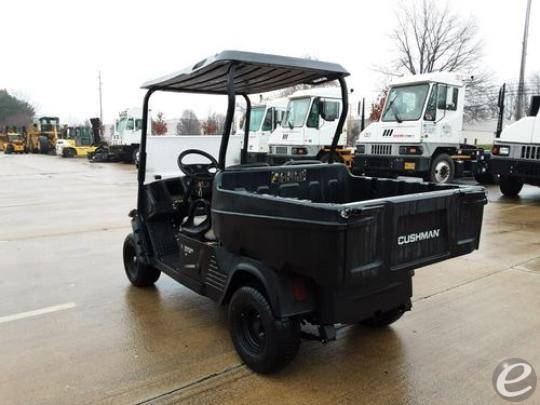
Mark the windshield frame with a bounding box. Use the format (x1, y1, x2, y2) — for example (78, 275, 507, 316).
(282, 97, 312, 128)
(381, 83, 430, 122)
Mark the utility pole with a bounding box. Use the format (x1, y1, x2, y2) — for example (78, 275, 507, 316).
(98, 71, 103, 124)
(516, 0, 532, 120)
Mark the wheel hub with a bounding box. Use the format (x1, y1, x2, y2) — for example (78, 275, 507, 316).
(434, 161, 450, 183)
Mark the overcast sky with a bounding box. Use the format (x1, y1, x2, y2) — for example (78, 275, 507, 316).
(1, 0, 538, 125)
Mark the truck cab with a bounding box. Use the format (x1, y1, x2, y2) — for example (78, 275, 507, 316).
(245, 98, 287, 162)
(354, 73, 485, 183)
(490, 95, 540, 196)
(109, 108, 143, 162)
(267, 88, 345, 165)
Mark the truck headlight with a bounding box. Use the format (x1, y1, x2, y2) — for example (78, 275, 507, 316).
(399, 145, 423, 155)
(356, 145, 365, 154)
(492, 145, 510, 156)
(291, 147, 307, 155)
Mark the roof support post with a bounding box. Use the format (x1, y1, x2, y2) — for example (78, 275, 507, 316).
(137, 88, 155, 212)
(218, 64, 236, 169)
(329, 77, 349, 163)
(241, 94, 251, 164)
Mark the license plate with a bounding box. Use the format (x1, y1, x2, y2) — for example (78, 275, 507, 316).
(404, 162, 416, 170)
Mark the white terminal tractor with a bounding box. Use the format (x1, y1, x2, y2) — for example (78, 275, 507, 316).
(354, 73, 488, 184)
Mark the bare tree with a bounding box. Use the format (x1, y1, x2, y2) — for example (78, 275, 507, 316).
(387, 0, 482, 75)
(177, 109, 201, 135)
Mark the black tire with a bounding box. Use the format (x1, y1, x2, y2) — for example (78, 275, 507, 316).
(499, 176, 523, 197)
(361, 307, 405, 327)
(38, 136, 49, 154)
(474, 172, 499, 185)
(229, 286, 300, 374)
(123, 234, 160, 287)
(62, 148, 76, 158)
(428, 153, 455, 184)
(132, 148, 139, 166)
(318, 150, 343, 164)
(5, 144, 14, 154)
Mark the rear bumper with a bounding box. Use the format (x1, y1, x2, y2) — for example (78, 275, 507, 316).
(489, 157, 540, 182)
(353, 154, 430, 175)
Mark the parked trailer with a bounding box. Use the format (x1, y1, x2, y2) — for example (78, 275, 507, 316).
(489, 89, 540, 196)
(354, 73, 488, 184)
(122, 51, 486, 374)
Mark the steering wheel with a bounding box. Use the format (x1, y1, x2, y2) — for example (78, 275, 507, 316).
(177, 149, 219, 180)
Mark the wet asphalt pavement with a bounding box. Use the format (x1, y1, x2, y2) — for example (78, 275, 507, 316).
(1, 154, 539, 404)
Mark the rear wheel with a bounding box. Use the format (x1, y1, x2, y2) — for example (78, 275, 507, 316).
(123, 234, 160, 287)
(5, 144, 14, 154)
(499, 176, 523, 197)
(361, 307, 405, 327)
(62, 147, 76, 158)
(38, 136, 49, 154)
(229, 286, 300, 373)
(428, 153, 455, 184)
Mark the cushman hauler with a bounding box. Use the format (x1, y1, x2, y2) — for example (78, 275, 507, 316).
(123, 51, 487, 373)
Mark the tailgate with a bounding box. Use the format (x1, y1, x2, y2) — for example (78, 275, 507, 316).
(345, 188, 487, 276)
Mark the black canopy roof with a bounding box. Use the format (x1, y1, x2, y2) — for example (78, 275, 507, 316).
(141, 50, 349, 94)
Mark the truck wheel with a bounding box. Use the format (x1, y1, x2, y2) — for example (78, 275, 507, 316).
(123, 234, 160, 287)
(361, 307, 404, 327)
(429, 153, 454, 184)
(5, 144, 14, 154)
(229, 286, 300, 374)
(499, 176, 523, 197)
(38, 136, 49, 154)
(62, 148, 76, 158)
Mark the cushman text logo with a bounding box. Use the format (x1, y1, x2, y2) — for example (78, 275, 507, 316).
(397, 229, 440, 245)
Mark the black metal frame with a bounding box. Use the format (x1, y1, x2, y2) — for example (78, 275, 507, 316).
(136, 55, 350, 212)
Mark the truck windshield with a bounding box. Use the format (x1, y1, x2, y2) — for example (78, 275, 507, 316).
(382, 84, 429, 122)
(282, 97, 311, 128)
(249, 107, 266, 132)
(7, 134, 21, 141)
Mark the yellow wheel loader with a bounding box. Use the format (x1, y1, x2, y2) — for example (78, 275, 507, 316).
(26, 116, 61, 154)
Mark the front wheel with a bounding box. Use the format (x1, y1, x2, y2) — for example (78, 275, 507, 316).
(361, 307, 405, 327)
(5, 144, 14, 154)
(499, 176, 523, 197)
(229, 286, 300, 374)
(123, 234, 160, 287)
(38, 136, 49, 154)
(428, 153, 455, 184)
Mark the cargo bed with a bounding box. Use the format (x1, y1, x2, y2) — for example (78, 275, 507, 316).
(213, 163, 486, 287)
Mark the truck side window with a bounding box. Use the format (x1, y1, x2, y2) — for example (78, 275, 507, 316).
(307, 98, 319, 128)
(437, 84, 447, 110)
(447, 87, 458, 111)
(126, 119, 135, 131)
(135, 119, 143, 130)
(262, 109, 273, 131)
(424, 86, 437, 121)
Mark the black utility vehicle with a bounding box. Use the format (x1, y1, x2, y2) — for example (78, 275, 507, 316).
(123, 51, 487, 373)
